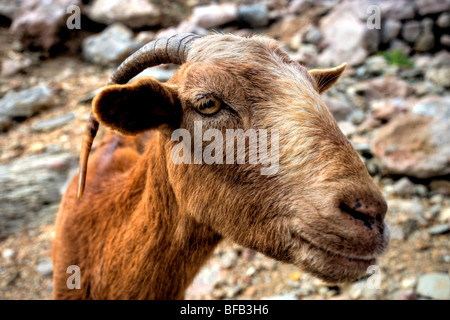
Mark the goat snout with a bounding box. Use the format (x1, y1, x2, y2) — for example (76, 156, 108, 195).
(339, 196, 387, 231)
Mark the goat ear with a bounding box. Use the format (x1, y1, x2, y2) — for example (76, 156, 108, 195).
(308, 63, 347, 94)
(92, 77, 180, 135)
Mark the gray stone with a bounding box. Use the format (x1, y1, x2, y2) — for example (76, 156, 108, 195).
(10, 0, 81, 51)
(189, 3, 238, 29)
(392, 177, 417, 196)
(87, 0, 161, 29)
(302, 25, 322, 45)
(416, 273, 450, 300)
(440, 35, 450, 47)
(32, 112, 75, 132)
(382, 1, 415, 20)
(130, 67, 177, 83)
(372, 96, 450, 178)
(82, 23, 140, 66)
(348, 109, 365, 125)
(322, 95, 354, 121)
(428, 223, 450, 235)
(318, 2, 379, 66)
(437, 12, 450, 29)
(0, 151, 77, 239)
(0, 85, 54, 119)
(386, 199, 426, 226)
(415, 0, 450, 16)
(402, 21, 421, 43)
(0, 0, 22, 20)
(414, 19, 435, 52)
(382, 20, 401, 44)
(426, 65, 450, 88)
(238, 4, 269, 28)
(36, 259, 53, 277)
(220, 250, 238, 269)
(1, 58, 32, 77)
(365, 55, 388, 74)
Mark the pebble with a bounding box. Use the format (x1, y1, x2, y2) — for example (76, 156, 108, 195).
(220, 250, 238, 269)
(416, 273, 450, 300)
(82, 23, 140, 66)
(0, 85, 54, 119)
(32, 112, 75, 132)
(438, 207, 450, 222)
(392, 177, 417, 196)
(2, 248, 15, 260)
(427, 223, 450, 235)
(36, 260, 53, 277)
(238, 4, 269, 28)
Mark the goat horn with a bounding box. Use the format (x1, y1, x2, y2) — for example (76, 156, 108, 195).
(77, 33, 201, 200)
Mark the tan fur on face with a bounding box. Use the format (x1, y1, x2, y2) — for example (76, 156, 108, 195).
(53, 34, 388, 299)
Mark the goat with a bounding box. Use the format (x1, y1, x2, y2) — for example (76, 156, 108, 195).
(52, 33, 388, 300)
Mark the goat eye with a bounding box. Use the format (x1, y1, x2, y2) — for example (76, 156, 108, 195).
(196, 98, 222, 115)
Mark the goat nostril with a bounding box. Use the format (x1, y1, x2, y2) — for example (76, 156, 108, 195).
(376, 214, 382, 222)
(339, 202, 375, 230)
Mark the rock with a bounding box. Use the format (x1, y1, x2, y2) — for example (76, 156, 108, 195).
(437, 12, 450, 29)
(440, 35, 450, 47)
(416, 273, 450, 300)
(381, 0, 415, 20)
(438, 207, 450, 222)
(401, 21, 421, 44)
(32, 112, 75, 132)
(1, 57, 32, 77)
(389, 39, 412, 56)
(87, 0, 161, 29)
(389, 225, 405, 240)
(238, 4, 269, 28)
(381, 20, 401, 44)
(2, 248, 15, 260)
(365, 56, 388, 74)
(36, 259, 53, 277)
(392, 177, 417, 196)
(134, 31, 156, 45)
(0, 85, 54, 119)
(426, 65, 450, 88)
(0, 151, 77, 239)
(348, 109, 365, 125)
(430, 180, 450, 196)
(291, 44, 318, 66)
(428, 223, 450, 235)
(318, 3, 379, 66)
(82, 23, 140, 66)
(186, 264, 222, 299)
(302, 25, 322, 45)
(401, 277, 417, 289)
(371, 96, 450, 178)
(414, 19, 435, 52)
(220, 250, 238, 269)
(415, 0, 450, 16)
(10, 0, 81, 51)
(189, 3, 238, 29)
(322, 95, 354, 121)
(386, 199, 426, 226)
(262, 293, 298, 300)
(0, 0, 22, 20)
(130, 66, 177, 83)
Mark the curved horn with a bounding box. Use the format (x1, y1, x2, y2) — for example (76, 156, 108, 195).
(77, 33, 201, 200)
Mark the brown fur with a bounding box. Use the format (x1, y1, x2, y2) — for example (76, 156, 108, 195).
(53, 34, 388, 300)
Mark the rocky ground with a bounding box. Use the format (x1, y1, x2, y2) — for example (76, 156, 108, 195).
(0, 0, 449, 300)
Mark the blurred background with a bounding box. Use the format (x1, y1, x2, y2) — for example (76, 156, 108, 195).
(0, 0, 449, 300)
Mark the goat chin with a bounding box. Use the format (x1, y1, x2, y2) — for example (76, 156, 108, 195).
(52, 34, 388, 300)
